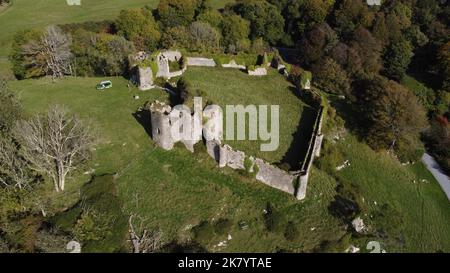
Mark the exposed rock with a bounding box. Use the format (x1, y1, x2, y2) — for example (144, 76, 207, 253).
(352, 217, 367, 234)
(345, 245, 360, 253)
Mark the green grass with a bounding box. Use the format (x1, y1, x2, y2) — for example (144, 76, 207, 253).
(8, 75, 450, 252)
(333, 135, 450, 252)
(184, 67, 313, 165)
(9, 76, 345, 252)
(0, 0, 235, 78)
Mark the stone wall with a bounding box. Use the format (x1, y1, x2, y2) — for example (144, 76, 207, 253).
(138, 66, 154, 90)
(248, 67, 267, 76)
(156, 50, 186, 79)
(187, 57, 216, 67)
(206, 140, 296, 196)
(148, 101, 202, 152)
(296, 106, 325, 200)
(222, 60, 246, 70)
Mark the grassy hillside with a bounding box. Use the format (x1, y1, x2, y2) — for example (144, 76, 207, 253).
(9, 75, 450, 252)
(0, 0, 234, 78)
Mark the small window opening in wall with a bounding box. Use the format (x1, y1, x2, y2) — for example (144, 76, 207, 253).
(157, 128, 161, 135)
(180, 125, 183, 134)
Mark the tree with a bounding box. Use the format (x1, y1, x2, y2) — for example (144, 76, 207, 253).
(15, 105, 96, 192)
(128, 214, 163, 253)
(349, 27, 382, 78)
(220, 14, 250, 53)
(0, 137, 34, 190)
(437, 41, 450, 90)
(157, 0, 198, 28)
(383, 38, 414, 81)
(356, 77, 427, 161)
(333, 0, 374, 38)
(116, 8, 161, 51)
(188, 21, 221, 53)
(160, 26, 191, 49)
(197, 9, 223, 28)
(20, 25, 73, 79)
(0, 81, 34, 190)
(229, 0, 285, 45)
(298, 23, 338, 67)
(0, 80, 22, 134)
(312, 58, 351, 97)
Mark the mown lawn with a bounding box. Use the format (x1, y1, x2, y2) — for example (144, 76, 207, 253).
(0, 0, 235, 78)
(184, 67, 314, 165)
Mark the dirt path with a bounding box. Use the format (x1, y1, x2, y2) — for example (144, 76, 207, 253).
(422, 153, 450, 202)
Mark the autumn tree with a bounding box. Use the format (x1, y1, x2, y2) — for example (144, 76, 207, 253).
(312, 58, 351, 97)
(356, 77, 428, 161)
(15, 105, 96, 192)
(298, 23, 338, 67)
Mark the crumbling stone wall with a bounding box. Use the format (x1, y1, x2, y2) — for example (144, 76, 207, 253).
(248, 67, 267, 76)
(296, 106, 325, 200)
(138, 66, 154, 90)
(222, 60, 246, 70)
(156, 50, 186, 79)
(148, 101, 202, 152)
(187, 57, 216, 67)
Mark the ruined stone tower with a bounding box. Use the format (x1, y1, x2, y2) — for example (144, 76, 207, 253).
(149, 101, 174, 150)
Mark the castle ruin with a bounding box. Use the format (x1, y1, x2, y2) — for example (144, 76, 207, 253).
(147, 100, 325, 201)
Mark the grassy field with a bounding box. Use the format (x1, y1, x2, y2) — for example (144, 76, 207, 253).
(8, 75, 450, 253)
(9, 76, 346, 252)
(184, 67, 314, 165)
(331, 135, 450, 252)
(0, 0, 235, 78)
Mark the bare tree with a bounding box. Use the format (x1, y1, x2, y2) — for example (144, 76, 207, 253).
(21, 25, 73, 79)
(0, 137, 34, 190)
(128, 214, 163, 253)
(14, 105, 95, 192)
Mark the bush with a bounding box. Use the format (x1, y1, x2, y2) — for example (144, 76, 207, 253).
(49, 175, 128, 253)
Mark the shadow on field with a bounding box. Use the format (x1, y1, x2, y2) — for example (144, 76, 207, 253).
(133, 108, 152, 138)
(278, 106, 317, 171)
